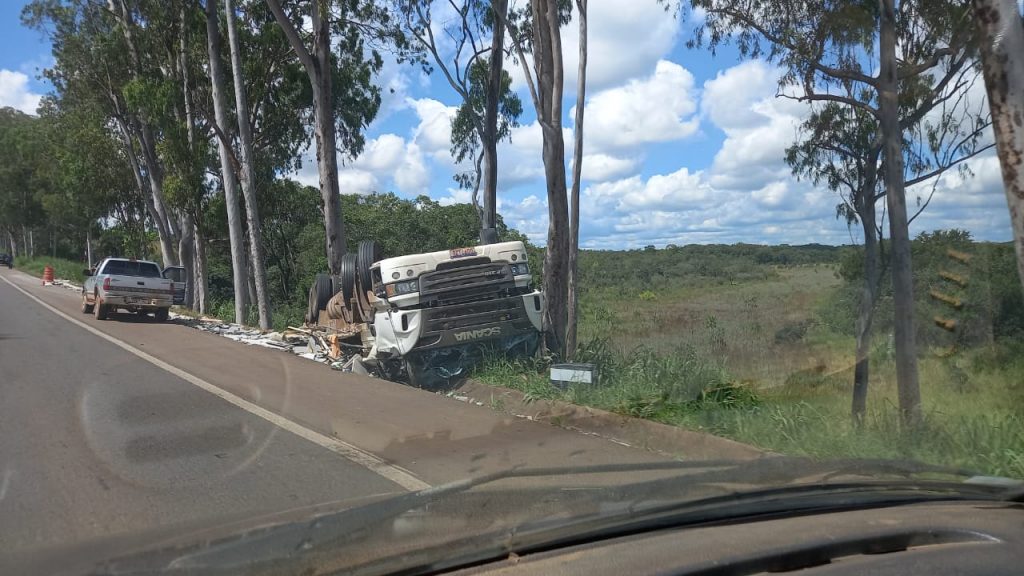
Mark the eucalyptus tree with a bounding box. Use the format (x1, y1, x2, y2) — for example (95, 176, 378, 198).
(692, 0, 985, 426)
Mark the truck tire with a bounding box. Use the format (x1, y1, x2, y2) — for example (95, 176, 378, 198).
(339, 253, 357, 304)
(306, 273, 333, 324)
(356, 240, 382, 294)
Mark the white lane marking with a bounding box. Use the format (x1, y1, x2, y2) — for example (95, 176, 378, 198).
(0, 274, 430, 492)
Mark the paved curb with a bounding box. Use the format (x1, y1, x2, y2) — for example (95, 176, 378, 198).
(451, 380, 765, 461)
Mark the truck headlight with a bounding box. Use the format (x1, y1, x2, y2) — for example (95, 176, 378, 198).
(510, 262, 530, 276)
(385, 279, 418, 297)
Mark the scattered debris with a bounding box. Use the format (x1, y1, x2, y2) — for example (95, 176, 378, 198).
(50, 278, 83, 292)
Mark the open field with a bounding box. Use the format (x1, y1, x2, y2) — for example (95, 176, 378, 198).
(475, 249, 1024, 478)
(579, 265, 846, 387)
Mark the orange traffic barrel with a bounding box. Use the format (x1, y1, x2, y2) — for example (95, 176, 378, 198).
(42, 265, 54, 285)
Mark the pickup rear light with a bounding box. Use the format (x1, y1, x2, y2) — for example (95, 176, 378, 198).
(102, 277, 111, 291)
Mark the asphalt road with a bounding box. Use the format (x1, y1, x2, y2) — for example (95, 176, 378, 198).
(0, 267, 666, 572)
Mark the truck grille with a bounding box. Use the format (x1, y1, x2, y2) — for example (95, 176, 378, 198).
(421, 297, 525, 334)
(418, 262, 515, 306)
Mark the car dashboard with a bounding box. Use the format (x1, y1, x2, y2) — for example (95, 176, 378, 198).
(450, 500, 1023, 575)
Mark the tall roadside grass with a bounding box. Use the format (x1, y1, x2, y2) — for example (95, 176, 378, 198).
(13, 256, 87, 284)
(472, 337, 1024, 479)
(473, 338, 760, 422)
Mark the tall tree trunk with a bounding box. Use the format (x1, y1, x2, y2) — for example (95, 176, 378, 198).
(225, 0, 272, 329)
(86, 228, 93, 267)
(247, 251, 258, 316)
(481, 0, 508, 238)
(852, 195, 880, 425)
(311, 3, 346, 274)
(179, 214, 195, 308)
(531, 0, 570, 356)
(206, 0, 250, 324)
(9, 230, 18, 258)
(878, 0, 922, 427)
(265, 0, 347, 274)
(973, 0, 1024, 294)
(194, 222, 209, 314)
(22, 225, 27, 259)
(565, 0, 588, 361)
(28, 229, 33, 258)
(179, 3, 197, 311)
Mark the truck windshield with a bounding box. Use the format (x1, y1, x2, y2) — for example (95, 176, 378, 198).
(102, 260, 162, 278)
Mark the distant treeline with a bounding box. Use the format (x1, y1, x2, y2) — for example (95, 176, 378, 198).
(575, 243, 843, 291)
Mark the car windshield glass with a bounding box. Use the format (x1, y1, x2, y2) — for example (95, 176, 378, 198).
(102, 260, 162, 278)
(3, 1, 1024, 574)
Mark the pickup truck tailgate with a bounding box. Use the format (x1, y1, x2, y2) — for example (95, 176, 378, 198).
(106, 277, 173, 300)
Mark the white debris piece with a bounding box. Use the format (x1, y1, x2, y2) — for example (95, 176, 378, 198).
(51, 278, 83, 292)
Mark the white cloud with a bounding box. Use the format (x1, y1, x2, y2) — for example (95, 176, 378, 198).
(313, 97, 458, 196)
(393, 142, 430, 194)
(907, 152, 1012, 240)
(497, 121, 559, 190)
(584, 60, 700, 152)
(506, 0, 680, 92)
(338, 169, 379, 194)
(438, 187, 473, 206)
(355, 134, 408, 172)
(701, 60, 778, 131)
(701, 61, 806, 191)
(408, 97, 458, 160)
(498, 194, 548, 243)
(0, 69, 42, 114)
(338, 132, 430, 195)
(580, 153, 640, 182)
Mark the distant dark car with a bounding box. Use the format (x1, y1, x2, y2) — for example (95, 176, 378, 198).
(0, 253, 12, 268)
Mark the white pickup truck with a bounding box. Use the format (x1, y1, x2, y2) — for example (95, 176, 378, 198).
(82, 257, 174, 321)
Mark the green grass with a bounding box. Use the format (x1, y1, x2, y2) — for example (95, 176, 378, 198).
(578, 265, 845, 386)
(473, 263, 1024, 479)
(14, 256, 88, 284)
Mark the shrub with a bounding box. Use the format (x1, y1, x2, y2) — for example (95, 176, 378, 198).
(774, 319, 813, 344)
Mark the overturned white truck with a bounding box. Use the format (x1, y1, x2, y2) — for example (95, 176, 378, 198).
(306, 240, 544, 387)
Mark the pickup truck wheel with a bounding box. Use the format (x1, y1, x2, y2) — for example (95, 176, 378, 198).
(94, 295, 108, 320)
(81, 292, 94, 314)
(154, 308, 169, 322)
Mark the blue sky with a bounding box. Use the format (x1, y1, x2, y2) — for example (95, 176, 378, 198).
(1, 0, 1013, 248)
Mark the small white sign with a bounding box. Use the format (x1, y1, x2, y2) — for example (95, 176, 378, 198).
(550, 365, 595, 384)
